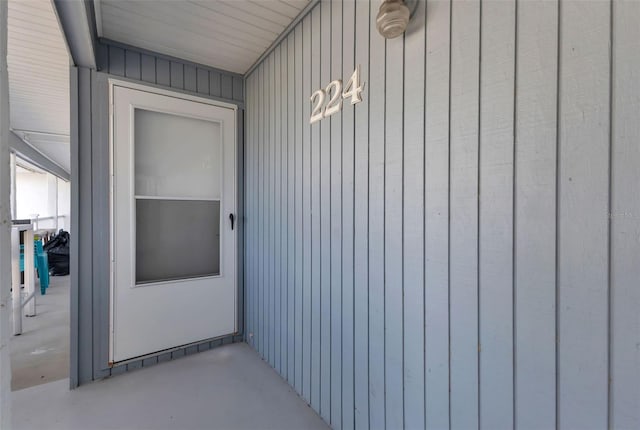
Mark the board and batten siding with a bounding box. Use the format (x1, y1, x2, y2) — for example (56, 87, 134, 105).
(96, 40, 244, 102)
(244, 0, 639, 428)
(71, 40, 245, 387)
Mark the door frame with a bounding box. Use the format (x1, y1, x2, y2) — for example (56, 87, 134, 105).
(107, 78, 240, 364)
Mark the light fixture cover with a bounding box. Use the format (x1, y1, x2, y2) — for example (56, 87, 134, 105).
(376, 0, 411, 39)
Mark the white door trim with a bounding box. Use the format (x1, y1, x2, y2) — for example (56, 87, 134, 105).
(108, 78, 239, 111)
(108, 79, 238, 364)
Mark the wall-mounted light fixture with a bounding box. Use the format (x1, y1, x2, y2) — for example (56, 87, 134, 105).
(376, 0, 419, 39)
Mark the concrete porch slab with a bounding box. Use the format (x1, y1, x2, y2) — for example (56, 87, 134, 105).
(10, 275, 70, 391)
(12, 343, 328, 430)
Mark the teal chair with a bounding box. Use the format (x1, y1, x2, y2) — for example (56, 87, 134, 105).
(19, 239, 50, 295)
(35, 240, 49, 294)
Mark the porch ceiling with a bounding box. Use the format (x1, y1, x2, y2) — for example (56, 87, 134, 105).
(96, 0, 312, 74)
(7, 0, 71, 173)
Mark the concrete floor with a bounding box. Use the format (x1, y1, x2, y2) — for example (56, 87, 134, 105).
(12, 343, 329, 430)
(10, 275, 70, 391)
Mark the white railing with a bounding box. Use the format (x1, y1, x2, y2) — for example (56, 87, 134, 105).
(11, 223, 37, 336)
(29, 214, 68, 231)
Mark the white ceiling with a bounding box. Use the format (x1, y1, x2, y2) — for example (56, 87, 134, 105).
(5, 0, 310, 175)
(97, 0, 311, 74)
(7, 0, 71, 173)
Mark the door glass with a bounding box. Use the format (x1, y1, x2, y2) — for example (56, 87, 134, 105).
(134, 109, 221, 199)
(134, 108, 222, 284)
(136, 199, 220, 283)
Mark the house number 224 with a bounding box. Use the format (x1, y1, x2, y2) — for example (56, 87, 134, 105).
(310, 66, 364, 124)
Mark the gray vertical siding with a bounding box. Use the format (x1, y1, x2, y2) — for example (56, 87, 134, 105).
(97, 40, 244, 103)
(514, 1, 558, 427)
(71, 41, 245, 386)
(559, 2, 611, 429)
(611, 2, 640, 430)
(423, 0, 450, 427)
(244, 0, 640, 429)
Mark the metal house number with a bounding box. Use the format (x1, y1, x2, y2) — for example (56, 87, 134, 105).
(310, 66, 365, 124)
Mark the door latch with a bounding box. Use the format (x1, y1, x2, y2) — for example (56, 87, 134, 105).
(229, 213, 235, 230)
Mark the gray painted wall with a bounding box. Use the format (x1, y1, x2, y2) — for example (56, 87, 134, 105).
(70, 41, 245, 387)
(96, 39, 244, 102)
(244, 0, 639, 429)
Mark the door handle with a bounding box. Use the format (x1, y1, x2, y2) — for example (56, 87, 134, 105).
(229, 213, 235, 230)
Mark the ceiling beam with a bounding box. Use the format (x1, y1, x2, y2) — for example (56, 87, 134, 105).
(52, 0, 97, 68)
(94, 0, 103, 38)
(9, 131, 70, 181)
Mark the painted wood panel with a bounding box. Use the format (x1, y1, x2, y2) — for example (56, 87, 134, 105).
(246, 71, 255, 351)
(244, 1, 638, 429)
(610, 1, 640, 428)
(478, 1, 515, 428)
(261, 56, 269, 363)
(170, 61, 183, 89)
(558, 1, 610, 428)
(260, 55, 270, 365)
(257, 63, 265, 357)
(301, 13, 313, 403)
(184, 65, 196, 92)
(268, 50, 275, 369)
(286, 33, 296, 386)
(278, 41, 287, 378)
(156, 58, 170, 87)
(274, 45, 282, 374)
(384, 18, 405, 430)
(353, 1, 370, 428)
(269, 50, 276, 368)
(329, 2, 344, 428)
(293, 22, 304, 395)
(75, 68, 95, 384)
(251, 70, 257, 352)
(310, 6, 322, 411)
(514, 1, 558, 428)
(319, 0, 332, 422)
(341, 1, 356, 428)
(367, 2, 385, 428)
(449, 0, 480, 428)
(97, 41, 243, 103)
(91, 73, 110, 381)
(124, 50, 140, 80)
(255, 63, 263, 356)
(424, 0, 451, 428)
(402, 1, 425, 428)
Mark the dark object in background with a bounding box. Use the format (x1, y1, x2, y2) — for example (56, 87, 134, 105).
(44, 229, 70, 276)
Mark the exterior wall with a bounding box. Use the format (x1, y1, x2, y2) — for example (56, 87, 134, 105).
(96, 40, 244, 102)
(244, 0, 639, 429)
(16, 168, 69, 229)
(15, 169, 69, 230)
(15, 170, 48, 219)
(70, 41, 245, 387)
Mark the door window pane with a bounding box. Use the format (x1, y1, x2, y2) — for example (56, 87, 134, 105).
(134, 108, 222, 199)
(136, 199, 220, 284)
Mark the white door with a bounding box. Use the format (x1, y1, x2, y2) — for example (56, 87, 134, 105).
(110, 83, 237, 363)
